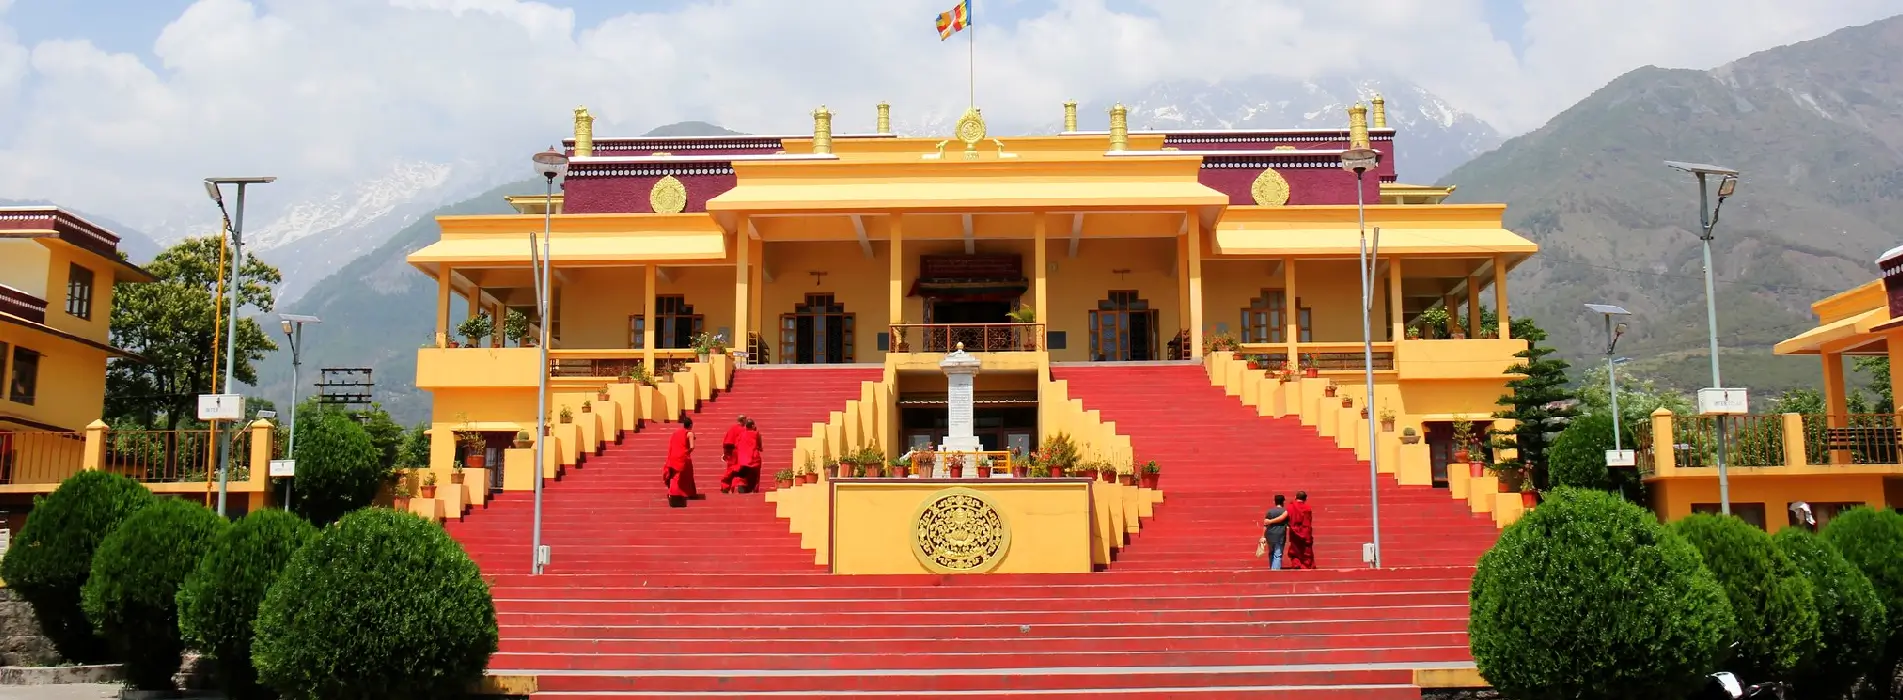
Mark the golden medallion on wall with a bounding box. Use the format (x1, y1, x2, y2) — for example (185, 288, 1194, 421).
(912, 487, 1011, 574)
(1273, 145, 1298, 151)
(649, 175, 688, 214)
(1250, 168, 1291, 207)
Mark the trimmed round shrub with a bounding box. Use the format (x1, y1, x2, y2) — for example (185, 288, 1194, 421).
(1672, 513, 1819, 681)
(80, 497, 228, 690)
(1470, 487, 1733, 700)
(0, 471, 155, 662)
(1823, 507, 1903, 643)
(177, 509, 318, 699)
(1773, 527, 1887, 698)
(1546, 413, 1615, 490)
(290, 408, 383, 525)
(253, 508, 497, 699)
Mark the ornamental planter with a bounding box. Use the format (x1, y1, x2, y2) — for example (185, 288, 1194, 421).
(394, 497, 411, 511)
(863, 465, 885, 478)
(1099, 470, 1116, 483)
(1304, 367, 1319, 378)
(1522, 491, 1539, 508)
(1469, 462, 1486, 479)
(1498, 479, 1514, 494)
(464, 454, 486, 471)
(581, 404, 592, 414)
(801, 473, 817, 485)
(1400, 432, 1420, 445)
(778, 476, 793, 488)
(1012, 466, 1029, 478)
(1381, 420, 1396, 433)
(618, 375, 632, 384)
(420, 485, 437, 499)
(1341, 397, 1352, 409)
(1049, 465, 1067, 478)
(1246, 361, 1261, 370)
(826, 463, 843, 479)
(1118, 474, 1136, 486)
(1140, 473, 1159, 489)
(977, 466, 992, 478)
(450, 471, 466, 485)
(1324, 385, 1338, 397)
(1452, 449, 1470, 463)
(948, 464, 965, 478)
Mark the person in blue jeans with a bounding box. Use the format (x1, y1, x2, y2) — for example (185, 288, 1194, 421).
(1262, 494, 1290, 570)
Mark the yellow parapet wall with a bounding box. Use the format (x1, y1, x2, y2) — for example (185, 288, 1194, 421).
(831, 480, 1094, 575)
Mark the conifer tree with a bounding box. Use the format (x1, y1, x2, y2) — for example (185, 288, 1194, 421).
(1493, 319, 1574, 490)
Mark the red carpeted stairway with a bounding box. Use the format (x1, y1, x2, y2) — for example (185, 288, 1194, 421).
(449, 364, 1481, 698)
(1051, 363, 1501, 570)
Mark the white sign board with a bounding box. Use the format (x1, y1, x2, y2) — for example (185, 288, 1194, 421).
(197, 393, 246, 422)
(1697, 388, 1750, 416)
(268, 459, 296, 478)
(1605, 449, 1637, 468)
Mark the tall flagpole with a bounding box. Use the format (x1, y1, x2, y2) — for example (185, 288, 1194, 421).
(967, 6, 975, 108)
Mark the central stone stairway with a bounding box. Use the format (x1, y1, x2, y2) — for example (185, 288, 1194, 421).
(448, 365, 1484, 698)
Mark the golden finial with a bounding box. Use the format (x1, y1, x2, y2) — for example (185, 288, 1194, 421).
(1063, 101, 1078, 132)
(1108, 103, 1129, 152)
(1347, 102, 1371, 152)
(1371, 94, 1387, 129)
(812, 105, 834, 155)
(573, 106, 595, 158)
(876, 102, 892, 135)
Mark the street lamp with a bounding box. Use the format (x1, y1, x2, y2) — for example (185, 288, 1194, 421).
(204, 176, 276, 517)
(1584, 304, 1631, 459)
(279, 313, 321, 509)
(1664, 160, 1740, 513)
(529, 147, 568, 575)
(1342, 104, 1384, 569)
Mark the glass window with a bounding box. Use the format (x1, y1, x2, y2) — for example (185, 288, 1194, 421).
(8, 347, 38, 406)
(65, 264, 94, 320)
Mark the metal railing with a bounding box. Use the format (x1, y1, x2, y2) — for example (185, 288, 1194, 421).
(1234, 342, 1397, 372)
(1802, 414, 1903, 466)
(1636, 413, 1903, 475)
(101, 429, 252, 484)
(546, 349, 696, 380)
(889, 324, 1044, 353)
(907, 450, 1016, 474)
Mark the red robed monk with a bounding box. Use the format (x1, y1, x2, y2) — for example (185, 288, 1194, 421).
(720, 415, 749, 493)
(1285, 490, 1315, 570)
(664, 415, 698, 507)
(732, 418, 763, 494)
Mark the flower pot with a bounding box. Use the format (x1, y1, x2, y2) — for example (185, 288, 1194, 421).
(1521, 491, 1539, 508)
(447, 340, 462, 348)
(465, 454, 486, 470)
(777, 477, 793, 488)
(598, 392, 611, 401)
(827, 464, 843, 479)
(1099, 470, 1116, 482)
(1498, 479, 1514, 494)
(560, 416, 572, 424)
(801, 473, 816, 484)
(949, 465, 965, 478)
(618, 375, 632, 384)
(1246, 361, 1260, 370)
(1324, 385, 1337, 397)
(863, 465, 884, 478)
(1118, 474, 1136, 486)
(394, 497, 411, 511)
(1304, 368, 1319, 378)
(1400, 434, 1420, 445)
(1140, 474, 1159, 489)
(977, 466, 992, 478)
(513, 439, 531, 449)
(420, 485, 436, 499)
(1049, 465, 1066, 478)
(1469, 462, 1486, 479)
(1381, 420, 1395, 433)
(1452, 449, 1470, 463)
(581, 405, 592, 414)
(1341, 398, 1352, 408)
(697, 353, 710, 363)
(451, 471, 465, 485)
(1012, 466, 1029, 478)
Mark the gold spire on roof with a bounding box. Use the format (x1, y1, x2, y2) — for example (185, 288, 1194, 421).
(1371, 94, 1387, 129)
(877, 102, 892, 135)
(1108, 103, 1129, 152)
(1064, 101, 1078, 132)
(813, 105, 835, 155)
(573, 106, 595, 157)
(1347, 102, 1371, 152)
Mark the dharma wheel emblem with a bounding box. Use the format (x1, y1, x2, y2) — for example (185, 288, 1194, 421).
(649, 175, 688, 214)
(912, 487, 1011, 574)
(1251, 168, 1291, 207)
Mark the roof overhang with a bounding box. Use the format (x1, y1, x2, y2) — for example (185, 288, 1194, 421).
(1774, 307, 1892, 356)
(406, 213, 730, 274)
(0, 311, 142, 360)
(1211, 204, 1537, 261)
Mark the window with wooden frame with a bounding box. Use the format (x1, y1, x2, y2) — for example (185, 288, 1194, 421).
(1241, 290, 1311, 343)
(65, 263, 94, 320)
(628, 295, 704, 349)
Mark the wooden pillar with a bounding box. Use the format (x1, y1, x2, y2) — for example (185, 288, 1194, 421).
(1388, 257, 1404, 341)
(643, 265, 657, 370)
(435, 266, 452, 347)
(1466, 277, 1482, 338)
(1284, 257, 1300, 364)
(1188, 222, 1205, 358)
(734, 220, 751, 350)
(1493, 256, 1510, 339)
(889, 214, 905, 324)
(1033, 214, 1048, 329)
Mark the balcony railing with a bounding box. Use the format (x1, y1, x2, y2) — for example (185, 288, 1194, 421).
(546, 349, 697, 380)
(889, 324, 1044, 353)
(101, 429, 252, 484)
(1636, 412, 1903, 475)
(1, 431, 84, 485)
(1234, 342, 1397, 372)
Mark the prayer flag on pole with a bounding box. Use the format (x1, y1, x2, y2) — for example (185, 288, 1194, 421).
(936, 0, 971, 40)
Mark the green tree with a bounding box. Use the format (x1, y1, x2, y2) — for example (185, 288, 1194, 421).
(1853, 356, 1891, 413)
(81, 498, 227, 690)
(106, 236, 282, 431)
(1492, 319, 1574, 490)
(396, 423, 431, 470)
(1772, 528, 1886, 699)
(290, 409, 383, 526)
(0, 472, 155, 663)
(356, 402, 407, 472)
(177, 509, 318, 699)
(1672, 514, 1820, 683)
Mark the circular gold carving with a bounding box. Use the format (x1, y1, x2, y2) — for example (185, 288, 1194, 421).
(1250, 168, 1291, 207)
(1273, 145, 1298, 151)
(649, 175, 688, 214)
(955, 109, 987, 145)
(911, 487, 1011, 574)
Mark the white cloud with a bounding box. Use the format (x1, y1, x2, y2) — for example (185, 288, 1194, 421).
(0, 0, 1895, 232)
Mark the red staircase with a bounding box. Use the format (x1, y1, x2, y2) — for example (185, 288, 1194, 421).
(1051, 363, 1500, 570)
(447, 364, 1481, 698)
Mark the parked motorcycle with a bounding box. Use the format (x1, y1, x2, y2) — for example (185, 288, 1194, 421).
(1701, 671, 1785, 699)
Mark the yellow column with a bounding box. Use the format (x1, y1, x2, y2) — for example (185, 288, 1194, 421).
(643, 265, 657, 370)
(1466, 277, 1482, 338)
(889, 214, 905, 324)
(734, 219, 751, 349)
(435, 266, 452, 347)
(748, 237, 764, 347)
(1888, 333, 1903, 412)
(1388, 257, 1404, 341)
(1284, 258, 1300, 363)
(1033, 214, 1048, 326)
(1493, 256, 1510, 339)
(1176, 235, 1191, 349)
(1188, 222, 1205, 358)
(1823, 351, 1850, 464)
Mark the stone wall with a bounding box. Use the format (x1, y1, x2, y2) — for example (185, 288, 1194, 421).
(0, 588, 60, 667)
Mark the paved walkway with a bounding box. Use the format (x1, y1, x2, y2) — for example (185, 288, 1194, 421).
(0, 685, 119, 699)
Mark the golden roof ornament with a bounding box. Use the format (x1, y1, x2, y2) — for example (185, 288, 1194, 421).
(1063, 101, 1078, 132)
(1347, 102, 1371, 152)
(877, 102, 892, 135)
(812, 105, 834, 155)
(1371, 94, 1387, 129)
(573, 106, 595, 157)
(1108, 103, 1129, 152)
(1251, 169, 1291, 207)
(953, 107, 987, 159)
(649, 175, 688, 214)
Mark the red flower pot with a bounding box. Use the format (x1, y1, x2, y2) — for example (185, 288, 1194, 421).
(1469, 462, 1486, 479)
(1013, 467, 1029, 478)
(977, 466, 992, 478)
(450, 471, 465, 485)
(420, 485, 437, 499)
(1452, 449, 1470, 463)
(1140, 474, 1159, 489)
(1341, 398, 1353, 408)
(864, 466, 884, 478)
(949, 465, 965, 478)
(1305, 368, 1319, 378)
(1049, 465, 1066, 478)
(1522, 491, 1539, 508)
(394, 497, 411, 511)
(464, 454, 485, 471)
(1246, 361, 1260, 370)
(1100, 470, 1116, 482)
(1324, 386, 1337, 397)
(1118, 474, 1136, 486)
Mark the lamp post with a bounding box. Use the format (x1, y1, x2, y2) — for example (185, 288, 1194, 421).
(204, 176, 276, 517)
(1584, 304, 1630, 452)
(278, 313, 320, 509)
(1664, 160, 1740, 514)
(1341, 104, 1383, 569)
(530, 147, 569, 575)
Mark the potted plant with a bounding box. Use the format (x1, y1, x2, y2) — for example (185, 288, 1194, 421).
(1323, 381, 1338, 398)
(800, 453, 818, 484)
(504, 308, 532, 347)
(457, 312, 494, 349)
(1246, 357, 1261, 370)
(1096, 461, 1116, 483)
(1341, 395, 1353, 409)
(689, 332, 727, 361)
(1140, 460, 1161, 489)
(419, 472, 438, 499)
(1115, 462, 1136, 486)
(1202, 331, 1239, 354)
(598, 387, 612, 401)
(1520, 483, 1539, 508)
(1277, 363, 1297, 383)
(393, 481, 414, 511)
(617, 367, 634, 384)
(775, 469, 795, 489)
(1302, 355, 1320, 378)
(1405, 325, 1421, 340)
(976, 456, 994, 479)
(1010, 458, 1029, 479)
(559, 406, 574, 424)
(580, 400, 592, 414)
(450, 460, 466, 485)
(861, 447, 885, 478)
(1400, 427, 1420, 445)
(513, 430, 532, 449)
(1378, 405, 1397, 433)
(1450, 327, 1468, 340)
(1029, 465, 1050, 478)
(946, 454, 966, 479)
(1451, 419, 1474, 463)
(458, 431, 486, 470)
(915, 452, 936, 477)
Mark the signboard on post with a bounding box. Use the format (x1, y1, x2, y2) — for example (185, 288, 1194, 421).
(1697, 388, 1749, 415)
(1605, 449, 1637, 468)
(196, 394, 246, 422)
(268, 459, 296, 478)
